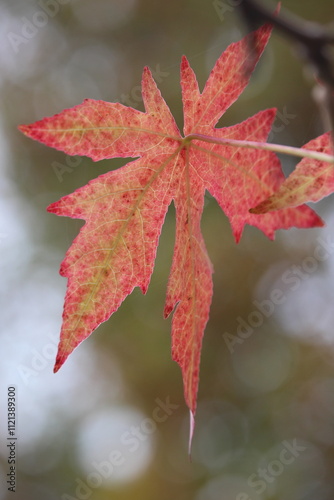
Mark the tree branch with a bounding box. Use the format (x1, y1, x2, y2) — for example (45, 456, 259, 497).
(237, 0, 334, 138)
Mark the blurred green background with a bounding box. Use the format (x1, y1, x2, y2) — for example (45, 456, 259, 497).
(1, 1, 334, 499)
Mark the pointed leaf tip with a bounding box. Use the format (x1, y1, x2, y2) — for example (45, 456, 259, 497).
(18, 124, 31, 136)
(181, 55, 189, 67)
(143, 65, 150, 76)
(53, 359, 61, 373)
(46, 202, 57, 214)
(54, 349, 69, 373)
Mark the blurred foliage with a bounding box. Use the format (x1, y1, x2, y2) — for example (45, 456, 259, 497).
(1, 0, 334, 499)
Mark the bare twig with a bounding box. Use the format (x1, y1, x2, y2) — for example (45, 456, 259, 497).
(237, 0, 334, 140)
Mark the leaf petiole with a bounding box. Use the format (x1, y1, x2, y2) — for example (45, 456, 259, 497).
(185, 133, 334, 164)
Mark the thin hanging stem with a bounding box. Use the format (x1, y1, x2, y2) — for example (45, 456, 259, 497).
(185, 133, 334, 164)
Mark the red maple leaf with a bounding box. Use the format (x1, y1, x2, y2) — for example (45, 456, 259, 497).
(250, 132, 334, 213)
(19, 22, 323, 437)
